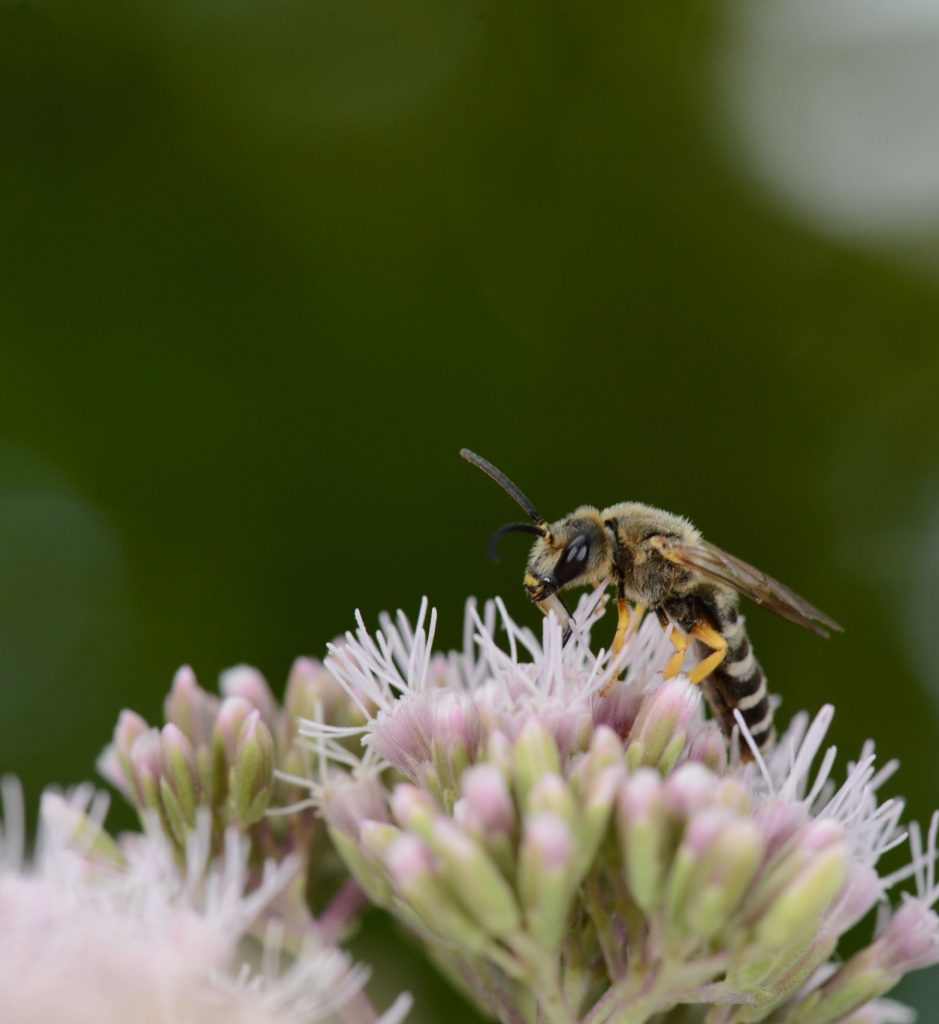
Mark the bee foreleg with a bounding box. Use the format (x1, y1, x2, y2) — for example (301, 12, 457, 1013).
(687, 621, 728, 684)
(612, 594, 630, 656)
(611, 585, 646, 656)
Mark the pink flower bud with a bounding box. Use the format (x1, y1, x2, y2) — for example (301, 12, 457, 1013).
(163, 666, 219, 748)
(458, 764, 515, 836)
(219, 665, 278, 732)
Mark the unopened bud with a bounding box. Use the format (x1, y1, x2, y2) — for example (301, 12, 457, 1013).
(512, 720, 562, 807)
(430, 693, 481, 800)
(228, 710, 275, 826)
(391, 784, 437, 838)
(159, 723, 201, 842)
(518, 812, 575, 951)
(576, 764, 625, 877)
(756, 832, 847, 950)
(665, 810, 762, 940)
(684, 724, 728, 775)
(663, 762, 719, 820)
(318, 775, 388, 839)
(427, 820, 521, 935)
(617, 769, 669, 913)
(385, 834, 488, 951)
(331, 822, 395, 906)
(627, 679, 700, 773)
(459, 764, 515, 837)
(164, 666, 218, 748)
(104, 710, 149, 797)
(128, 729, 164, 814)
(787, 900, 939, 1024)
(219, 665, 278, 732)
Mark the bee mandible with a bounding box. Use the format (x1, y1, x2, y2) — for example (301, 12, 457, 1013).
(460, 448, 841, 750)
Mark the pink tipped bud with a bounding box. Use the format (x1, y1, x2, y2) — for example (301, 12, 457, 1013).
(320, 776, 389, 839)
(160, 723, 202, 833)
(102, 710, 149, 796)
(213, 696, 254, 765)
(627, 679, 701, 772)
(459, 764, 515, 837)
(229, 711, 275, 826)
(385, 834, 436, 889)
(523, 812, 573, 873)
(663, 762, 719, 819)
(219, 665, 278, 731)
(390, 784, 437, 835)
(685, 724, 728, 775)
(128, 729, 163, 811)
(163, 666, 219, 748)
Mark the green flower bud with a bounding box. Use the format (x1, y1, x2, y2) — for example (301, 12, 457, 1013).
(518, 812, 576, 951)
(163, 666, 218, 748)
(512, 720, 561, 808)
(626, 678, 700, 773)
(331, 823, 395, 906)
(427, 819, 521, 935)
(110, 710, 148, 798)
(665, 810, 762, 941)
(228, 710, 275, 826)
(617, 768, 669, 914)
(753, 823, 847, 951)
(385, 834, 489, 952)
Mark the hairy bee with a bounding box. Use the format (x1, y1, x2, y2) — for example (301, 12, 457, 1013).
(460, 449, 841, 750)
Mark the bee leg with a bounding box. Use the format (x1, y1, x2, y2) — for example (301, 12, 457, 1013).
(687, 621, 729, 684)
(662, 625, 688, 680)
(612, 588, 631, 656)
(599, 590, 630, 696)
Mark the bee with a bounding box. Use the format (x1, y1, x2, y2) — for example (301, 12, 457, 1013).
(460, 448, 841, 750)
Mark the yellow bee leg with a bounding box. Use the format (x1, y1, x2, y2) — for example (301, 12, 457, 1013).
(612, 597, 631, 655)
(687, 621, 729, 684)
(662, 627, 687, 680)
(628, 603, 647, 639)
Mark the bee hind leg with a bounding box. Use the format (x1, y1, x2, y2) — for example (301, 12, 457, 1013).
(687, 621, 728, 684)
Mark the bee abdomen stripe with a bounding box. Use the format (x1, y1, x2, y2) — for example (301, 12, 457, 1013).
(743, 702, 773, 740)
(716, 663, 764, 700)
(736, 679, 768, 711)
(722, 649, 756, 680)
(724, 636, 750, 664)
(722, 618, 745, 644)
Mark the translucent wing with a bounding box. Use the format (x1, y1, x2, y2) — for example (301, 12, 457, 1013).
(653, 536, 843, 638)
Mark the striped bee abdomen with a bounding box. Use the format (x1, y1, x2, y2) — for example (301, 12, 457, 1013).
(708, 611, 774, 749)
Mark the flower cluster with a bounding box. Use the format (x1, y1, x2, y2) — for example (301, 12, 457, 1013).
(101, 657, 369, 897)
(0, 778, 411, 1024)
(301, 596, 939, 1024)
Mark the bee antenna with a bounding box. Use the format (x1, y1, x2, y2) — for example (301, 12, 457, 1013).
(460, 449, 547, 527)
(487, 522, 544, 563)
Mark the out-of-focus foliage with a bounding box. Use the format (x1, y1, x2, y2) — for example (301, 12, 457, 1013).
(1, 0, 937, 1018)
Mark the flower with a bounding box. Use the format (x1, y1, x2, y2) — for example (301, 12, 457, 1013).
(0, 778, 411, 1024)
(97, 656, 374, 937)
(299, 595, 939, 1024)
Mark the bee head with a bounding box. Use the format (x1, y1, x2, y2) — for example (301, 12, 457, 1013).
(522, 512, 608, 602)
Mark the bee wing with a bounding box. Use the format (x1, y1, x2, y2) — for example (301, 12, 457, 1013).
(656, 537, 843, 638)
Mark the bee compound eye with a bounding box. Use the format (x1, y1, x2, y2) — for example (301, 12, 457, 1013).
(555, 534, 590, 584)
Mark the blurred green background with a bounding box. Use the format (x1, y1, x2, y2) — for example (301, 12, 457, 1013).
(2, 0, 938, 1018)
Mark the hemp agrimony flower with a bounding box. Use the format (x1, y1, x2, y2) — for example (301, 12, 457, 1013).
(0, 778, 411, 1024)
(300, 594, 939, 1024)
(99, 656, 372, 936)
